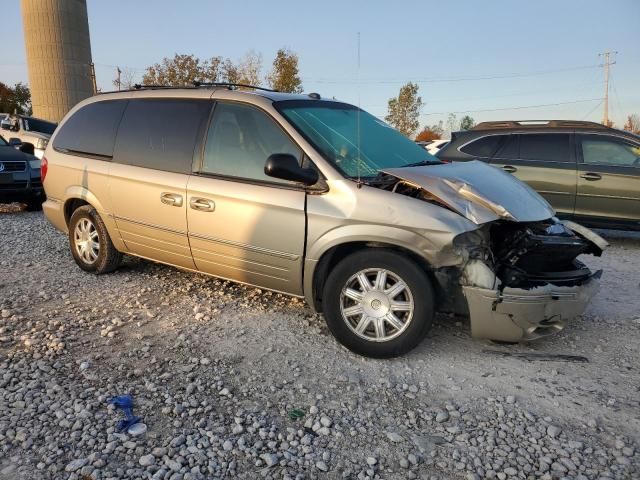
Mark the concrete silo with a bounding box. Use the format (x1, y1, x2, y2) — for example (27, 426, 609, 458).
(21, 0, 95, 122)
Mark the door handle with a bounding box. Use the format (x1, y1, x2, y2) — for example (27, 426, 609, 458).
(580, 172, 602, 181)
(501, 165, 517, 173)
(160, 192, 183, 207)
(190, 197, 216, 212)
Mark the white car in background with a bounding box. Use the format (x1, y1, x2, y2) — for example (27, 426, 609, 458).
(0, 114, 57, 159)
(424, 139, 450, 155)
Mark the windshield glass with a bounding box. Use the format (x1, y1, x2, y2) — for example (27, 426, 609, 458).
(23, 117, 57, 135)
(0, 135, 7, 146)
(275, 100, 439, 177)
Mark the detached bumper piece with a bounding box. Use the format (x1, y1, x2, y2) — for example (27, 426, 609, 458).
(463, 272, 601, 342)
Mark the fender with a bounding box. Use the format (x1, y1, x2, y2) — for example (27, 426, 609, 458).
(303, 223, 463, 310)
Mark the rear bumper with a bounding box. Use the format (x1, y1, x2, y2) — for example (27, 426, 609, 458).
(463, 273, 601, 342)
(42, 197, 67, 233)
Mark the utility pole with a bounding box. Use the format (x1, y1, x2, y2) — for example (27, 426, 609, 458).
(116, 66, 122, 91)
(89, 62, 98, 94)
(599, 50, 617, 126)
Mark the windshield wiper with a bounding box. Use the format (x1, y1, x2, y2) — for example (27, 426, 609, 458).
(402, 159, 441, 168)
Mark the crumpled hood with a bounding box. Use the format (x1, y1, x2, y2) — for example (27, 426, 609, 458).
(381, 160, 555, 225)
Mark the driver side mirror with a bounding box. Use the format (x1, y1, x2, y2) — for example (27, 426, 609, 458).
(264, 153, 319, 186)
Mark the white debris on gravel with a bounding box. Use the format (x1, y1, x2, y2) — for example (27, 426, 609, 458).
(0, 211, 639, 479)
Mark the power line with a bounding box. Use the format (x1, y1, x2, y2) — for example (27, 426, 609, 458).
(581, 99, 604, 120)
(305, 64, 602, 85)
(417, 98, 603, 117)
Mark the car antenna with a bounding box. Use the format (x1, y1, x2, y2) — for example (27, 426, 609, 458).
(356, 31, 363, 189)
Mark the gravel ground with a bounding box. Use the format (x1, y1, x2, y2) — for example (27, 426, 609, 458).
(1, 207, 639, 480)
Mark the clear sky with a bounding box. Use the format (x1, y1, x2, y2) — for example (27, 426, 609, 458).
(2, 0, 639, 131)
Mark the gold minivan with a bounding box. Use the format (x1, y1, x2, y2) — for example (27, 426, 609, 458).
(42, 85, 607, 357)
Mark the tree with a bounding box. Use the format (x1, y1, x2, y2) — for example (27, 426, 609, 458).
(142, 53, 204, 86)
(415, 122, 444, 142)
(459, 115, 476, 131)
(113, 67, 137, 90)
(445, 113, 458, 137)
(623, 114, 640, 134)
(267, 48, 303, 93)
(385, 82, 423, 138)
(237, 50, 262, 86)
(0, 82, 32, 115)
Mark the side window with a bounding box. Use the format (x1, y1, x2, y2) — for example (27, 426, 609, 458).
(493, 134, 518, 159)
(202, 102, 302, 183)
(519, 133, 571, 162)
(53, 100, 127, 157)
(113, 99, 212, 174)
(580, 135, 640, 167)
(460, 135, 506, 158)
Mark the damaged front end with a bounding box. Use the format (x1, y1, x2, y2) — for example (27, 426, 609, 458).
(377, 161, 607, 342)
(454, 219, 605, 341)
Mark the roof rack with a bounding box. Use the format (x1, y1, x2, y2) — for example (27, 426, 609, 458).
(132, 84, 190, 90)
(472, 120, 610, 131)
(98, 82, 280, 95)
(191, 81, 278, 92)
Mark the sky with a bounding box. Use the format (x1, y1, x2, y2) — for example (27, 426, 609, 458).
(2, 0, 639, 131)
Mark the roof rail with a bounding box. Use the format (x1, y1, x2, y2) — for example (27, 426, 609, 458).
(192, 81, 278, 92)
(472, 120, 610, 131)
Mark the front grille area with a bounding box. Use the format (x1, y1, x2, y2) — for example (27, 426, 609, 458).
(0, 161, 26, 172)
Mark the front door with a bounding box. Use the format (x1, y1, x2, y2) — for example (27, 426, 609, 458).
(187, 101, 307, 295)
(108, 98, 212, 269)
(575, 133, 640, 227)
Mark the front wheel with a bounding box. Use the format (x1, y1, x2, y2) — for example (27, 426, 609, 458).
(322, 250, 435, 358)
(68, 205, 122, 274)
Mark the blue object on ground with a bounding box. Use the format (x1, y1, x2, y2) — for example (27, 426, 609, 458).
(108, 395, 142, 432)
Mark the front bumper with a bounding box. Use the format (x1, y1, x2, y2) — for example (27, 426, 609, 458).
(0, 186, 44, 203)
(462, 273, 601, 342)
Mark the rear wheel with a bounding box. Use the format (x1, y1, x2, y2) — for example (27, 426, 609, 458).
(69, 205, 121, 274)
(322, 250, 434, 358)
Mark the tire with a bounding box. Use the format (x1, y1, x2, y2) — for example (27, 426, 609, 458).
(68, 205, 122, 274)
(25, 198, 43, 211)
(322, 249, 435, 358)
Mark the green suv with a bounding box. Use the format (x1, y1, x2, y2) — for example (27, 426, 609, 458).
(437, 120, 640, 230)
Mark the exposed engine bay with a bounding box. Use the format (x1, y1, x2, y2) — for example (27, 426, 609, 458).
(370, 162, 608, 342)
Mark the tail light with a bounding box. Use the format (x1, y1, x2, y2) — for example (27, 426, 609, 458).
(41, 156, 48, 183)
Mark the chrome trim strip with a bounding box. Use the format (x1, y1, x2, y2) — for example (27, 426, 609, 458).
(113, 215, 187, 236)
(189, 232, 300, 261)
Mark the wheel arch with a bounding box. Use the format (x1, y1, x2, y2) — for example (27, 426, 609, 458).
(306, 240, 438, 313)
(62, 186, 106, 226)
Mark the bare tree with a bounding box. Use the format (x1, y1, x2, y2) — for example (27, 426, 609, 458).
(236, 50, 262, 86)
(624, 114, 640, 134)
(113, 67, 137, 90)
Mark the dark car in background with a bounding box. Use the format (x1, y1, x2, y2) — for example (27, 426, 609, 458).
(437, 120, 640, 230)
(0, 134, 45, 210)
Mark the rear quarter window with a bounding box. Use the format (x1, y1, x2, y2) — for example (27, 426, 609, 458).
(113, 99, 212, 174)
(53, 100, 128, 157)
(460, 135, 507, 158)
